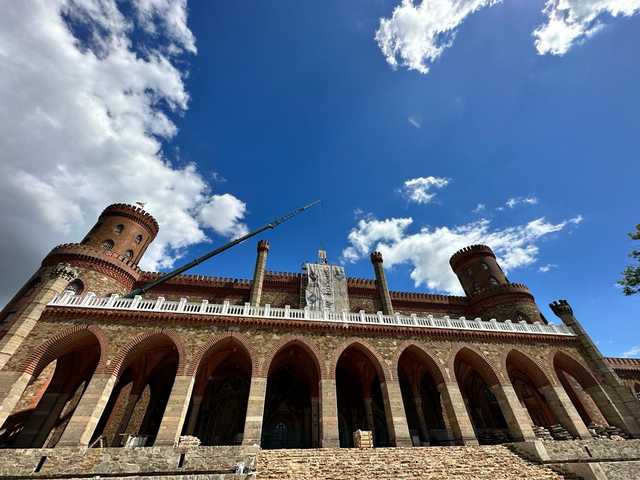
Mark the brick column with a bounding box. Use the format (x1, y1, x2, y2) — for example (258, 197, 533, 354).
(439, 382, 478, 445)
(0, 263, 78, 371)
(551, 300, 640, 437)
(56, 374, 117, 446)
(370, 252, 394, 315)
(242, 375, 267, 446)
(249, 240, 269, 306)
(490, 383, 536, 442)
(539, 384, 591, 439)
(382, 380, 412, 447)
(321, 378, 339, 447)
(185, 395, 203, 435)
(0, 371, 32, 429)
(154, 375, 195, 446)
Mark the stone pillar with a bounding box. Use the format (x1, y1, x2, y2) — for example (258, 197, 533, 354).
(413, 397, 430, 445)
(154, 375, 195, 446)
(321, 378, 339, 447)
(370, 252, 394, 315)
(490, 383, 536, 442)
(0, 263, 78, 371)
(185, 395, 203, 435)
(539, 384, 591, 439)
(586, 384, 630, 431)
(56, 374, 117, 446)
(14, 391, 68, 448)
(249, 240, 270, 306)
(363, 397, 375, 432)
(383, 380, 412, 447)
(551, 300, 640, 437)
(439, 382, 478, 445)
(242, 375, 267, 446)
(311, 396, 320, 447)
(0, 371, 32, 429)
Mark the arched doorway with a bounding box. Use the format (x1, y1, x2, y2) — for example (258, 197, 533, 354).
(336, 343, 391, 447)
(0, 330, 101, 448)
(397, 346, 449, 445)
(91, 334, 179, 447)
(506, 351, 558, 429)
(454, 348, 510, 444)
(553, 352, 613, 428)
(261, 341, 321, 449)
(182, 338, 251, 445)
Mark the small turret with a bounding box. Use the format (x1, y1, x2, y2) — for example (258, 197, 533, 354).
(449, 245, 508, 296)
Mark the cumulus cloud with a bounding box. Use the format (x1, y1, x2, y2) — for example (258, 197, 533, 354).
(538, 263, 557, 273)
(400, 176, 449, 204)
(341, 214, 583, 294)
(622, 345, 640, 358)
(376, 0, 640, 74)
(375, 0, 502, 74)
(0, 1, 247, 302)
(505, 196, 539, 209)
(198, 194, 249, 239)
(472, 203, 486, 214)
(534, 0, 640, 55)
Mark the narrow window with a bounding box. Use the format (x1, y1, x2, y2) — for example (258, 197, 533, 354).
(64, 279, 84, 296)
(135, 234, 143, 244)
(114, 224, 124, 234)
(488, 276, 499, 286)
(124, 250, 134, 259)
(102, 239, 114, 250)
(480, 262, 489, 271)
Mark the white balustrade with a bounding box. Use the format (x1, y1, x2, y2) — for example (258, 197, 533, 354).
(48, 293, 575, 337)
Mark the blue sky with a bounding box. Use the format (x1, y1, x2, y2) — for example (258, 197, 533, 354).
(1, 1, 639, 358)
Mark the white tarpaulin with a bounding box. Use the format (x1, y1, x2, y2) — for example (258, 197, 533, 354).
(304, 262, 349, 312)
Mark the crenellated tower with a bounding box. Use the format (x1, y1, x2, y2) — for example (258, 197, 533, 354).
(449, 245, 543, 323)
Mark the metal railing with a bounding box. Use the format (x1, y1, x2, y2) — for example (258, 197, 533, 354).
(48, 292, 575, 337)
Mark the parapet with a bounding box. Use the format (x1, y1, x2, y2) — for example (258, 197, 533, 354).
(449, 244, 495, 270)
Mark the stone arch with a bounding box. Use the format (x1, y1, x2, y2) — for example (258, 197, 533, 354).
(108, 329, 186, 378)
(552, 351, 598, 389)
(394, 342, 448, 385)
(187, 333, 257, 376)
(504, 350, 553, 389)
(332, 339, 392, 381)
(451, 346, 501, 386)
(20, 324, 108, 377)
(260, 336, 325, 379)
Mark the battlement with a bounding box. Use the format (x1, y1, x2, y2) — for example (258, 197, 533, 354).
(605, 357, 640, 370)
(449, 244, 495, 269)
(100, 203, 159, 235)
(468, 282, 533, 302)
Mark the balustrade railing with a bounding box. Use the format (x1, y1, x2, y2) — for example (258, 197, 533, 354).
(48, 292, 575, 337)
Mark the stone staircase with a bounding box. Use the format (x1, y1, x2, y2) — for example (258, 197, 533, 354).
(256, 446, 568, 479)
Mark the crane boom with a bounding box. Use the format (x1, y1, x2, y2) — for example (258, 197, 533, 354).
(125, 200, 320, 298)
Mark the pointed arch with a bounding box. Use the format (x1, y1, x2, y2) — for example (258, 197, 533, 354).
(261, 336, 325, 379)
(108, 329, 186, 378)
(452, 346, 501, 386)
(553, 351, 598, 389)
(394, 342, 448, 385)
(332, 339, 392, 381)
(188, 333, 257, 376)
(504, 350, 553, 389)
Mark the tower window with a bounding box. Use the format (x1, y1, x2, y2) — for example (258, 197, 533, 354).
(102, 239, 114, 250)
(64, 279, 84, 296)
(480, 262, 489, 271)
(488, 276, 499, 286)
(124, 250, 134, 259)
(135, 234, 143, 244)
(114, 224, 124, 234)
(466, 267, 473, 277)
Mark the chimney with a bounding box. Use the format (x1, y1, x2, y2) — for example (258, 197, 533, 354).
(250, 240, 270, 306)
(370, 251, 394, 315)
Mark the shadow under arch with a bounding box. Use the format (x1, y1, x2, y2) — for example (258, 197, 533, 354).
(335, 341, 392, 447)
(453, 346, 510, 444)
(261, 339, 322, 449)
(0, 326, 105, 448)
(553, 351, 612, 428)
(182, 336, 253, 446)
(91, 331, 182, 447)
(397, 344, 450, 445)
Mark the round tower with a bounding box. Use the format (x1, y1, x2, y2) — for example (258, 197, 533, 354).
(81, 203, 158, 264)
(449, 245, 543, 323)
(449, 245, 508, 296)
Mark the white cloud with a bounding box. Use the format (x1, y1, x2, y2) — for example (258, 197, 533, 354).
(472, 203, 486, 214)
(534, 0, 640, 55)
(342, 214, 582, 294)
(0, 1, 247, 302)
(622, 345, 640, 358)
(505, 196, 539, 209)
(375, 0, 502, 74)
(401, 176, 449, 204)
(198, 194, 249, 239)
(408, 115, 421, 128)
(538, 263, 557, 272)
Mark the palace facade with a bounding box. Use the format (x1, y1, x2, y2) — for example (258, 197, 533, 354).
(0, 203, 639, 478)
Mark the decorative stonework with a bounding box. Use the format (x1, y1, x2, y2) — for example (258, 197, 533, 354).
(49, 263, 79, 282)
